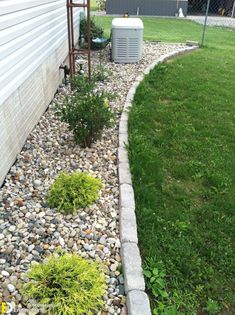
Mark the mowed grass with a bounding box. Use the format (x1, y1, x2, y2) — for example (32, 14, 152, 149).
(94, 15, 235, 47)
(95, 16, 235, 314)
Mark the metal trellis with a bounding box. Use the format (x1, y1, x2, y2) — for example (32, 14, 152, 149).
(66, 0, 91, 79)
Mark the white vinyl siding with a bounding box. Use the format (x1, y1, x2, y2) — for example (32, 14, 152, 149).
(0, 0, 82, 185)
(0, 0, 81, 105)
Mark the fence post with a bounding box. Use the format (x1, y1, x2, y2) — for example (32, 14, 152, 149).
(201, 0, 211, 47)
(232, 0, 235, 18)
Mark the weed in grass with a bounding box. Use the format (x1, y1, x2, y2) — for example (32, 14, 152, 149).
(205, 298, 220, 314)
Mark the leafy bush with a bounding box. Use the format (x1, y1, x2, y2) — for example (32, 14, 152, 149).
(94, 65, 112, 82)
(21, 253, 106, 315)
(70, 74, 97, 93)
(96, 0, 106, 11)
(56, 78, 114, 147)
(47, 172, 102, 213)
(80, 18, 104, 49)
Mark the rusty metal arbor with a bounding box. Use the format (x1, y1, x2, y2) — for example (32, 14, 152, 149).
(66, 0, 91, 79)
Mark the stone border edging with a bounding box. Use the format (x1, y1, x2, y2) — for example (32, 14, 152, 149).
(118, 46, 198, 315)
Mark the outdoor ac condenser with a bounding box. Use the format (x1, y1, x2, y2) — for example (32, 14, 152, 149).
(112, 18, 144, 63)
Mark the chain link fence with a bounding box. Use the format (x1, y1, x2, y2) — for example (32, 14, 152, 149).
(105, 0, 235, 18)
(188, 0, 235, 17)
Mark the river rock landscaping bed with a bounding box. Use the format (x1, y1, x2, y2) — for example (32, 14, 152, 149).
(0, 42, 188, 315)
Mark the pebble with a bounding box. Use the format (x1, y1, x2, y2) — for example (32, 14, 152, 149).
(28, 309, 39, 315)
(28, 244, 35, 252)
(7, 284, 15, 293)
(99, 235, 107, 245)
(118, 275, 125, 285)
(58, 237, 65, 247)
(103, 247, 110, 255)
(33, 179, 41, 188)
(1, 271, 10, 277)
(107, 237, 116, 245)
(118, 285, 125, 296)
(109, 277, 117, 285)
(5, 245, 14, 254)
(9, 225, 16, 232)
(67, 238, 74, 248)
(0, 259, 6, 264)
(83, 244, 92, 251)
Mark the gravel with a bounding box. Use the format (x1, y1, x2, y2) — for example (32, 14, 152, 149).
(0, 42, 188, 314)
(187, 15, 235, 28)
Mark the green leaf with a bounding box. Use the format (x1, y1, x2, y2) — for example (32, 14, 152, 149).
(159, 289, 169, 298)
(152, 268, 159, 276)
(143, 270, 152, 278)
(156, 278, 165, 288)
(150, 276, 156, 283)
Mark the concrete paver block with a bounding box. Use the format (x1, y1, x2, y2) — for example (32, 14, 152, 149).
(120, 184, 135, 210)
(127, 290, 151, 315)
(120, 207, 138, 244)
(119, 162, 132, 185)
(118, 147, 129, 164)
(122, 243, 145, 292)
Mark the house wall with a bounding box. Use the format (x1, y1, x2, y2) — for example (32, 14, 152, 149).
(106, 0, 188, 16)
(0, 0, 82, 186)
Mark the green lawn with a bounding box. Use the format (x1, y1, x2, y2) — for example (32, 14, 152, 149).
(94, 16, 235, 48)
(95, 17, 235, 314)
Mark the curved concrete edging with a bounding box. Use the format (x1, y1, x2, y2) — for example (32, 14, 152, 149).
(118, 46, 199, 315)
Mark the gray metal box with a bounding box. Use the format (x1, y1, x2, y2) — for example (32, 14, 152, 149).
(112, 18, 144, 63)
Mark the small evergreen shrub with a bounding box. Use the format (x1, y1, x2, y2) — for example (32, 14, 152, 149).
(47, 172, 102, 213)
(21, 253, 106, 315)
(56, 87, 114, 148)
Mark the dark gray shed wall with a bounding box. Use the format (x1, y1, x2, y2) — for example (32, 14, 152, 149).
(106, 0, 188, 16)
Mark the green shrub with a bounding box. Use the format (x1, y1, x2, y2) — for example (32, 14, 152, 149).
(56, 87, 114, 148)
(96, 0, 106, 11)
(21, 253, 106, 315)
(70, 74, 97, 93)
(80, 18, 104, 49)
(94, 65, 112, 82)
(47, 172, 102, 213)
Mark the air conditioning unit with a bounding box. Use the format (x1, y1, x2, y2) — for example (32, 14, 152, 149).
(112, 18, 144, 63)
